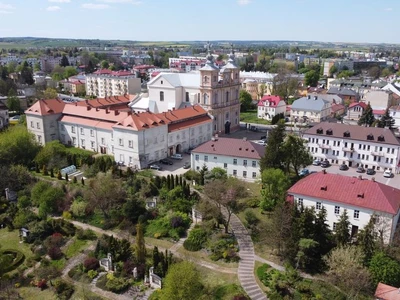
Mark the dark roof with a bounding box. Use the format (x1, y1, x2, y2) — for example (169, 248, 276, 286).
(327, 87, 358, 97)
(192, 138, 265, 159)
(304, 122, 400, 146)
(288, 171, 400, 214)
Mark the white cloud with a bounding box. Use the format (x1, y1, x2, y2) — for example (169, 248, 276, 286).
(237, 0, 251, 5)
(0, 10, 12, 14)
(0, 2, 15, 14)
(82, 3, 110, 9)
(97, 0, 141, 4)
(48, 0, 71, 3)
(384, 7, 393, 11)
(46, 5, 61, 11)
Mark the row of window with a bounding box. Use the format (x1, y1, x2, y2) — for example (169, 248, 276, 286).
(298, 199, 360, 219)
(310, 148, 395, 164)
(233, 170, 257, 178)
(194, 155, 257, 167)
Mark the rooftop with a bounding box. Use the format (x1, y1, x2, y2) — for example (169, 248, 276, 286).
(258, 95, 283, 107)
(304, 122, 400, 145)
(192, 137, 265, 160)
(375, 282, 400, 300)
(288, 171, 400, 215)
(291, 95, 330, 112)
(148, 72, 200, 88)
(25, 99, 65, 116)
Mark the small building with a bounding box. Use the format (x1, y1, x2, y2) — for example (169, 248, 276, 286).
(375, 282, 400, 300)
(191, 137, 265, 182)
(330, 103, 345, 117)
(326, 87, 359, 104)
(288, 171, 400, 244)
(257, 95, 286, 121)
(346, 102, 366, 121)
(19, 228, 30, 240)
(0, 103, 9, 129)
(291, 95, 331, 123)
(146, 197, 158, 209)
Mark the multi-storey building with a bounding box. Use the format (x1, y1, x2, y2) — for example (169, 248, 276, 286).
(288, 171, 400, 244)
(191, 137, 265, 182)
(304, 122, 400, 173)
(25, 98, 212, 169)
(85, 69, 141, 98)
(291, 95, 331, 123)
(257, 95, 286, 121)
(147, 47, 241, 135)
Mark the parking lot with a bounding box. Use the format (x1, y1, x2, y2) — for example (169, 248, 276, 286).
(152, 153, 192, 176)
(306, 164, 400, 188)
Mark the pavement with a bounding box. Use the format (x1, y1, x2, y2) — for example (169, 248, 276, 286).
(152, 154, 192, 176)
(305, 164, 399, 188)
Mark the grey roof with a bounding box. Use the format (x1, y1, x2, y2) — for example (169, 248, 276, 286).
(327, 87, 358, 97)
(149, 73, 200, 88)
(291, 96, 330, 112)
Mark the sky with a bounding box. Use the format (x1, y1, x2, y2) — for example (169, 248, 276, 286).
(0, 0, 399, 44)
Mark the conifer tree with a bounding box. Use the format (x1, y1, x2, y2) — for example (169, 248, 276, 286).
(81, 177, 85, 185)
(65, 173, 69, 182)
(153, 246, 160, 269)
(377, 108, 395, 129)
(260, 120, 286, 171)
(73, 176, 77, 184)
(358, 216, 377, 264)
(135, 223, 146, 264)
(335, 209, 351, 246)
(50, 168, 54, 178)
(57, 170, 62, 180)
(358, 103, 375, 126)
(166, 175, 171, 190)
(179, 175, 183, 186)
(175, 174, 179, 187)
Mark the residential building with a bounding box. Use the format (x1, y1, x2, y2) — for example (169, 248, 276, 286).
(147, 47, 241, 134)
(257, 95, 286, 120)
(389, 105, 400, 128)
(0, 103, 9, 129)
(330, 103, 345, 117)
(26, 98, 212, 168)
(191, 137, 265, 182)
(346, 102, 366, 121)
(375, 282, 400, 300)
(326, 87, 359, 103)
(287, 171, 400, 243)
(290, 95, 331, 123)
(361, 90, 397, 111)
(304, 122, 400, 173)
(85, 69, 141, 98)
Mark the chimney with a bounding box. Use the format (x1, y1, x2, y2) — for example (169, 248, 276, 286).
(85, 99, 88, 104)
(106, 108, 109, 114)
(371, 177, 375, 182)
(87, 106, 91, 111)
(307, 95, 311, 99)
(114, 110, 119, 116)
(172, 107, 175, 110)
(322, 169, 326, 174)
(96, 108, 99, 111)
(314, 96, 318, 100)
(127, 111, 132, 116)
(75, 102, 77, 106)
(358, 175, 362, 180)
(243, 137, 247, 141)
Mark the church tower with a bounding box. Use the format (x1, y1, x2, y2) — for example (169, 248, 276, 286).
(199, 43, 241, 134)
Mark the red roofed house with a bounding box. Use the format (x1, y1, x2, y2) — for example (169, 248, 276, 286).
(287, 171, 400, 243)
(191, 137, 266, 181)
(86, 69, 141, 98)
(346, 102, 367, 121)
(26, 98, 212, 169)
(375, 282, 400, 300)
(257, 95, 286, 121)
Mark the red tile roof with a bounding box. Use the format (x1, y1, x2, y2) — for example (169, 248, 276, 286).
(192, 138, 266, 160)
(375, 282, 400, 300)
(373, 109, 386, 115)
(59, 115, 115, 130)
(331, 103, 345, 113)
(75, 95, 134, 109)
(92, 69, 133, 76)
(258, 95, 282, 107)
(25, 99, 65, 116)
(288, 171, 400, 214)
(168, 115, 211, 132)
(349, 102, 367, 109)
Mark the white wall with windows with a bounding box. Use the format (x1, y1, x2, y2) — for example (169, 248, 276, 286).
(191, 153, 261, 182)
(26, 113, 61, 145)
(291, 193, 400, 244)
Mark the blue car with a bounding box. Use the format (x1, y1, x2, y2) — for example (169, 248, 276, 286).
(299, 169, 310, 177)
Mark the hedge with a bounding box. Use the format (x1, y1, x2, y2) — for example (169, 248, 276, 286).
(1, 249, 25, 273)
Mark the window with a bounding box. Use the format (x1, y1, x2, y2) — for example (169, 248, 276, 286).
(80, 128, 84, 135)
(71, 126, 75, 133)
(72, 137, 76, 145)
(195, 154, 199, 161)
(316, 202, 322, 210)
(101, 138, 105, 145)
(252, 161, 257, 167)
(252, 172, 257, 178)
(297, 198, 303, 206)
(333, 222, 337, 231)
(90, 129, 94, 137)
(185, 92, 189, 102)
(354, 210, 360, 219)
(243, 171, 247, 178)
(224, 163, 227, 168)
(160, 91, 164, 101)
(204, 155, 208, 162)
(334, 206, 340, 214)
(233, 170, 237, 176)
(37, 135, 42, 143)
(243, 159, 247, 166)
(128, 140, 133, 148)
(233, 159, 237, 165)
(30, 121, 34, 128)
(91, 141, 95, 148)
(119, 139, 123, 146)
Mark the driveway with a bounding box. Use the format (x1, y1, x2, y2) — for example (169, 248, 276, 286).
(306, 164, 399, 188)
(152, 153, 192, 176)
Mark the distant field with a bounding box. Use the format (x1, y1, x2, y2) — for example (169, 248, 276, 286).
(134, 41, 191, 47)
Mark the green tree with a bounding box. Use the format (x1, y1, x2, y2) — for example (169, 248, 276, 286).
(199, 164, 208, 185)
(368, 66, 381, 79)
(135, 223, 146, 264)
(260, 121, 286, 171)
(5, 90, 21, 112)
(329, 65, 338, 77)
(160, 261, 203, 300)
(51, 65, 65, 81)
(358, 103, 375, 126)
(101, 60, 110, 69)
(357, 217, 377, 264)
(42, 87, 58, 99)
(335, 209, 351, 246)
(239, 90, 253, 112)
(295, 238, 319, 270)
(60, 55, 69, 67)
(208, 167, 227, 180)
(313, 206, 334, 257)
(377, 108, 395, 129)
(20, 61, 34, 85)
(282, 134, 313, 176)
(369, 252, 400, 286)
(31, 181, 64, 218)
(35, 140, 66, 169)
(33, 62, 41, 72)
(63, 66, 78, 79)
(304, 70, 319, 87)
(260, 168, 290, 211)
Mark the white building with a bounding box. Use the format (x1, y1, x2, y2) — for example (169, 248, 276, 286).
(291, 95, 331, 123)
(257, 95, 286, 121)
(0, 103, 9, 129)
(25, 98, 212, 168)
(304, 122, 400, 173)
(85, 69, 141, 98)
(389, 105, 400, 128)
(288, 171, 400, 243)
(191, 137, 265, 182)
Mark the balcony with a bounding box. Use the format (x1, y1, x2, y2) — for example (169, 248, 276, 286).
(342, 147, 354, 152)
(371, 151, 385, 157)
(318, 143, 331, 149)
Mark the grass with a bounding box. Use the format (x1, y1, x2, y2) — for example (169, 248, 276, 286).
(0, 229, 33, 261)
(145, 237, 175, 249)
(71, 284, 107, 300)
(240, 110, 271, 125)
(254, 261, 269, 292)
(177, 247, 238, 268)
(64, 238, 88, 258)
(18, 287, 57, 300)
(50, 257, 67, 270)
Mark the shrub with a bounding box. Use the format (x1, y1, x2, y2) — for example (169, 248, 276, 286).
(183, 227, 208, 251)
(57, 171, 62, 180)
(36, 279, 48, 290)
(76, 228, 97, 240)
(244, 209, 259, 227)
(88, 269, 98, 279)
(105, 276, 130, 293)
(62, 211, 72, 220)
(83, 257, 99, 271)
(183, 170, 201, 183)
(0, 250, 25, 273)
(209, 235, 239, 262)
(54, 279, 74, 300)
(47, 246, 63, 260)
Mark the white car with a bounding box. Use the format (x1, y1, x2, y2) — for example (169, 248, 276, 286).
(255, 140, 267, 146)
(171, 154, 183, 160)
(383, 170, 393, 178)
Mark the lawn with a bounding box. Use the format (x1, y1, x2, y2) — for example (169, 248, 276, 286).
(240, 110, 271, 125)
(254, 261, 269, 293)
(145, 237, 175, 250)
(64, 238, 88, 258)
(177, 247, 238, 269)
(0, 229, 33, 260)
(18, 287, 56, 300)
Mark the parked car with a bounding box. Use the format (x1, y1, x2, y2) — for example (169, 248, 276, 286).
(159, 159, 173, 165)
(321, 160, 330, 168)
(299, 169, 310, 177)
(171, 154, 183, 160)
(260, 135, 267, 141)
(366, 168, 375, 175)
(255, 140, 267, 146)
(184, 149, 192, 154)
(383, 170, 393, 178)
(356, 166, 365, 173)
(312, 159, 321, 166)
(183, 162, 191, 169)
(339, 164, 349, 171)
(149, 164, 162, 170)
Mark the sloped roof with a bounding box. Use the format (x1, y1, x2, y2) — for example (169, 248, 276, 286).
(375, 282, 400, 300)
(258, 95, 283, 108)
(349, 102, 367, 109)
(291, 96, 330, 112)
(148, 72, 200, 88)
(327, 87, 358, 96)
(75, 95, 134, 109)
(288, 171, 400, 215)
(192, 138, 265, 160)
(25, 99, 65, 116)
